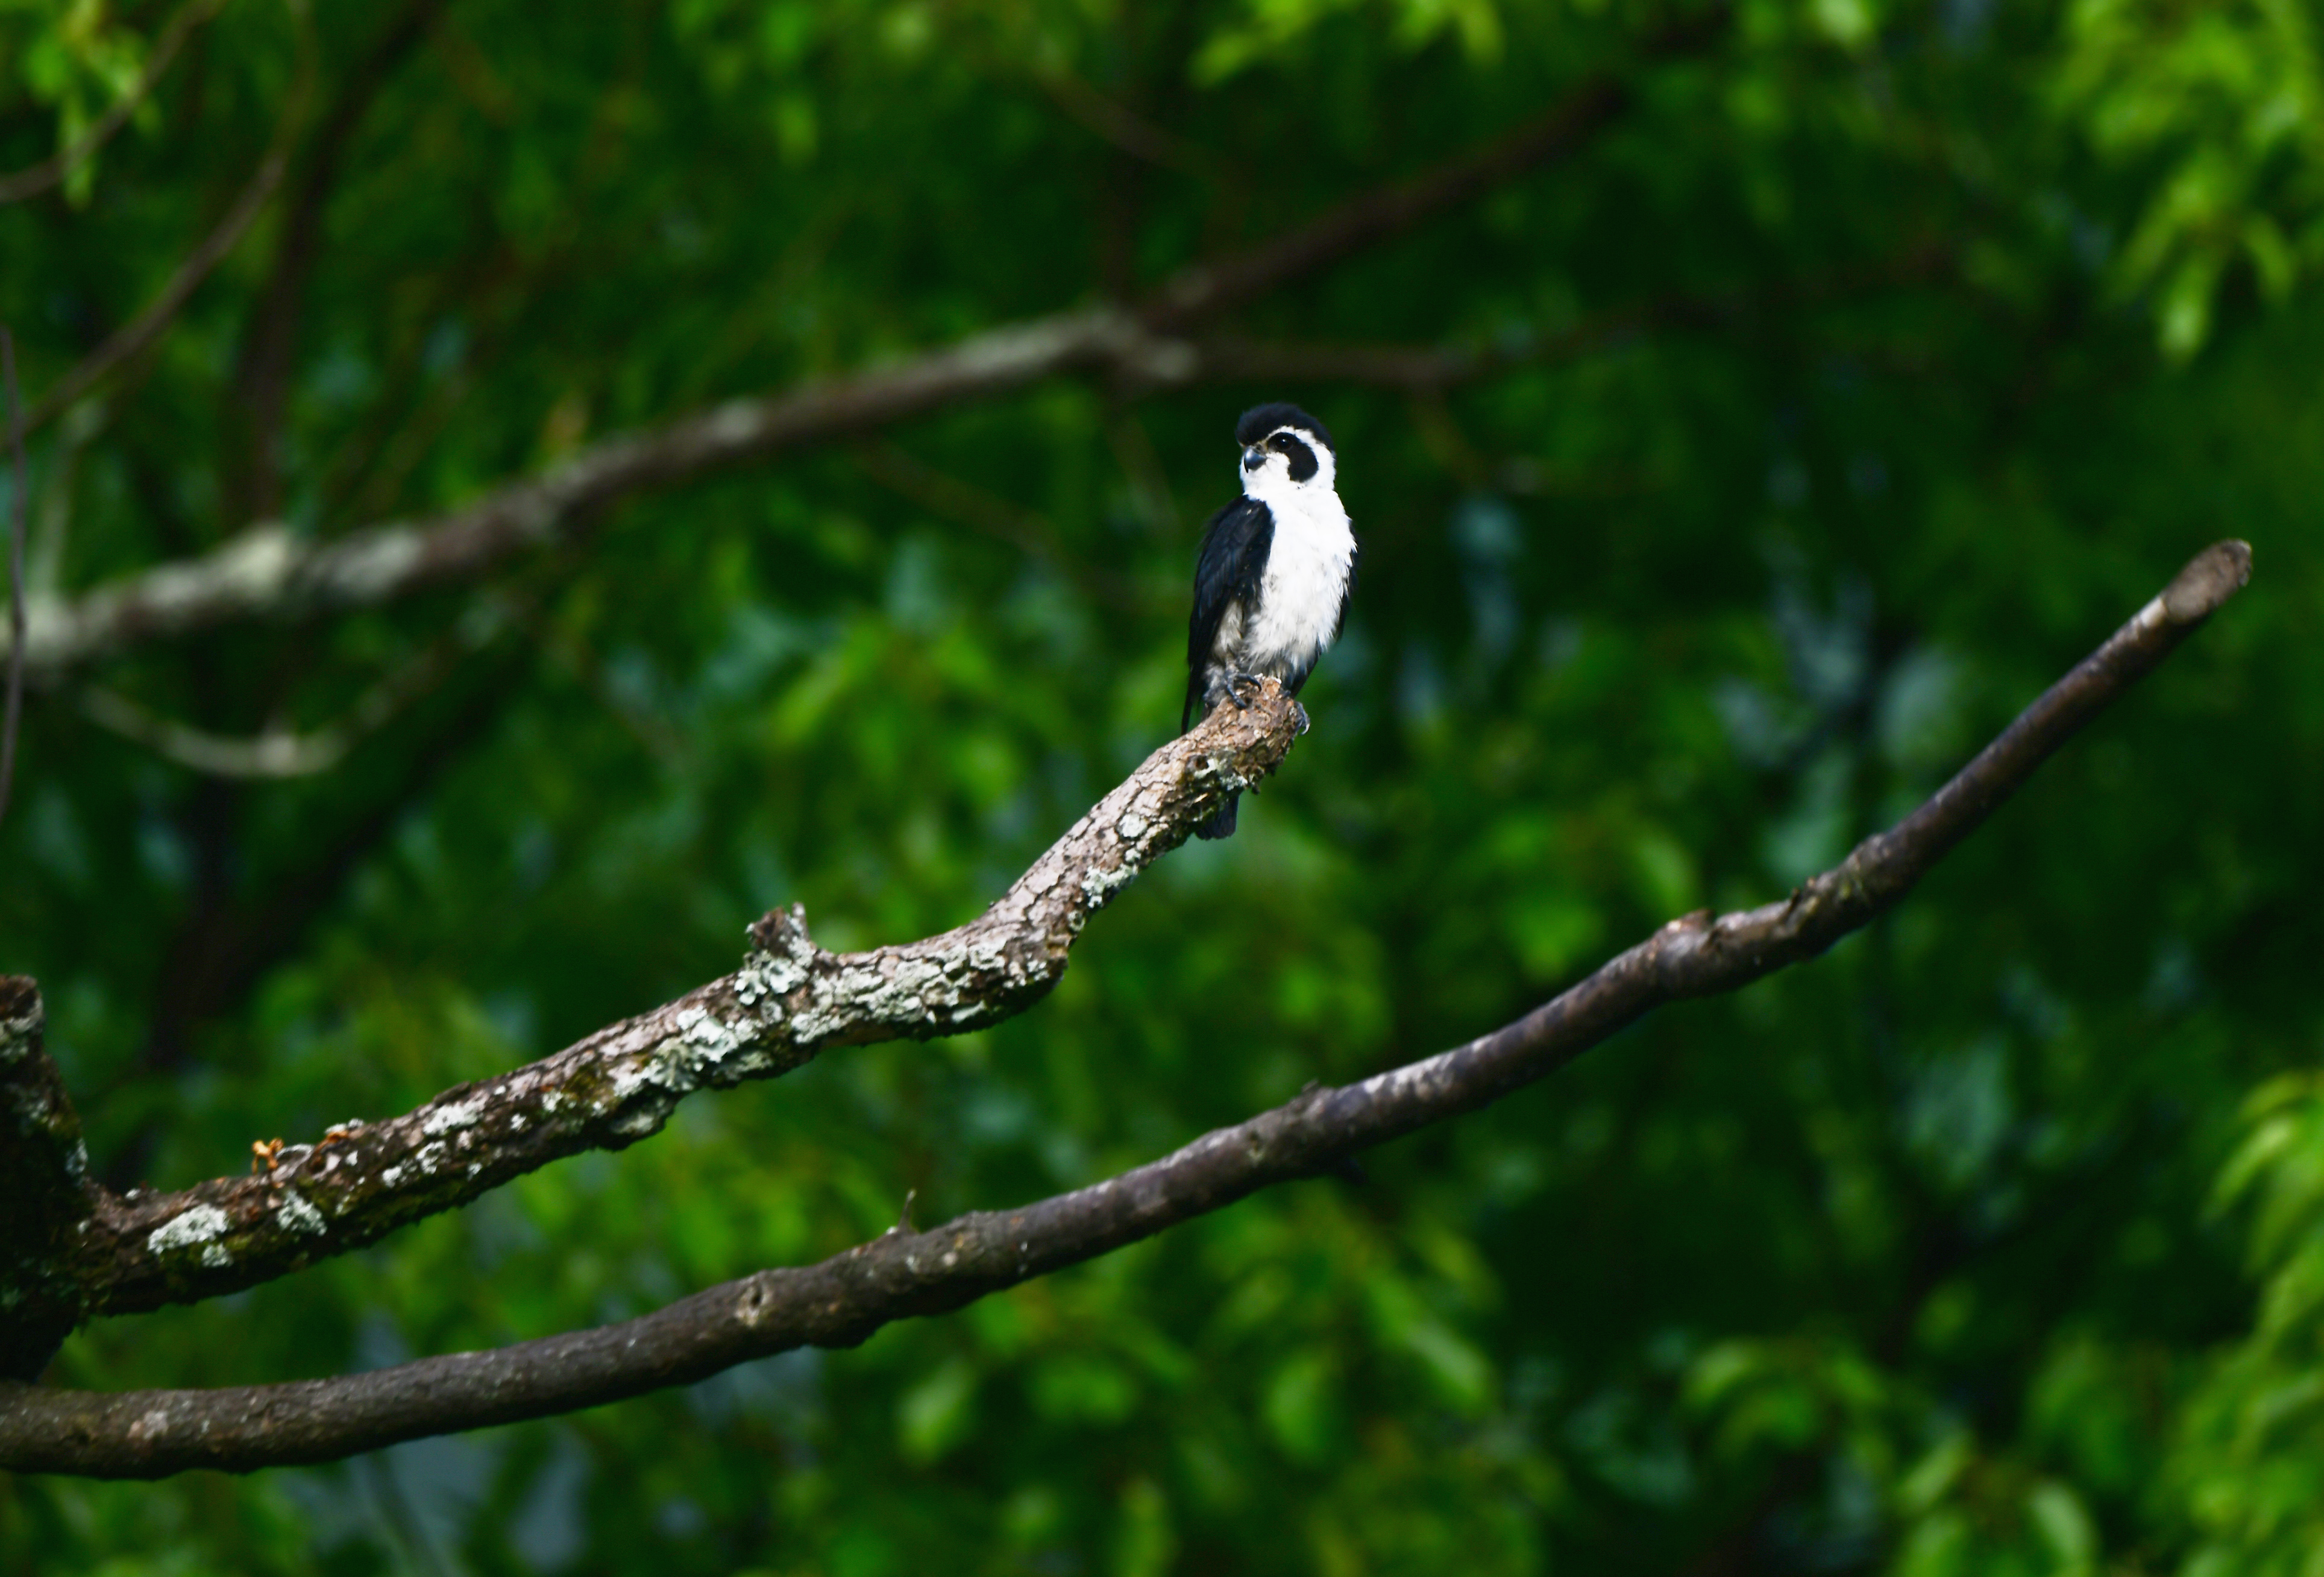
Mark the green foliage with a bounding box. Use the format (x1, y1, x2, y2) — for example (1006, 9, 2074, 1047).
(3, 0, 162, 202)
(2059, 0, 2324, 357)
(0, 0, 2319, 1573)
(2162, 1075, 2324, 1576)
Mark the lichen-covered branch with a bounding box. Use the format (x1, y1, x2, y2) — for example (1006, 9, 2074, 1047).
(0, 541, 2250, 1477)
(0, 979, 103, 1380)
(51, 682, 1301, 1324)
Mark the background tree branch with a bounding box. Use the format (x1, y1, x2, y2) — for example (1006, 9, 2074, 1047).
(71, 585, 515, 779)
(1135, 2, 1730, 332)
(0, 540, 2250, 1476)
(4, 30, 1726, 684)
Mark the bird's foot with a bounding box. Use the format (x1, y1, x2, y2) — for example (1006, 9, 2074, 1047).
(1225, 671, 1265, 710)
(1292, 700, 1311, 737)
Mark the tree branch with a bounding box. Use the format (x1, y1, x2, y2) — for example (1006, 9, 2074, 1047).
(49, 682, 1302, 1322)
(71, 586, 513, 779)
(0, 540, 2250, 1476)
(1135, 2, 1730, 333)
(1146, 241, 1959, 397)
(10, 310, 1126, 682)
(0, 979, 102, 1379)
(71, 686, 362, 779)
(1031, 65, 1213, 179)
(10, 19, 1729, 682)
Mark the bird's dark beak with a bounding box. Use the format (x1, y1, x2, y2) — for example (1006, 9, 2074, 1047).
(1241, 446, 1264, 471)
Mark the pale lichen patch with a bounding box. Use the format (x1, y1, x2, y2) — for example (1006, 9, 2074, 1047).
(612, 1103, 669, 1138)
(147, 1204, 231, 1257)
(1079, 855, 1141, 908)
(422, 1097, 486, 1137)
(275, 1190, 327, 1238)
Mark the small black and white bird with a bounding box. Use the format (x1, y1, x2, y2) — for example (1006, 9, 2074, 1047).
(1182, 402, 1357, 840)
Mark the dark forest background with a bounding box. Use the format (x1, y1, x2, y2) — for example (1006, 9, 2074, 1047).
(4, 0, 2322, 1572)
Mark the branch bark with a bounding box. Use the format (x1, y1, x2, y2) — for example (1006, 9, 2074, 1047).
(0, 979, 103, 1379)
(72, 584, 514, 779)
(9, 18, 1728, 683)
(0, 540, 2251, 1476)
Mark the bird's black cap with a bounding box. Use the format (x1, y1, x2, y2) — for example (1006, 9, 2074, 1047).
(1236, 403, 1334, 453)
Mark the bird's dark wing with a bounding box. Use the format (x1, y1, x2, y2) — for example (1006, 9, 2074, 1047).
(1182, 495, 1273, 731)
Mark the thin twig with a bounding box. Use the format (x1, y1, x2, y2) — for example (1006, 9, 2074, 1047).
(1032, 66, 1212, 178)
(74, 690, 351, 778)
(72, 590, 516, 779)
(19, 156, 287, 438)
(0, 541, 2250, 1475)
(0, 0, 228, 206)
(1136, 2, 1733, 334)
(17, 10, 318, 438)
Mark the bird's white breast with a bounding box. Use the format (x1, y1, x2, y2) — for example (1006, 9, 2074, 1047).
(1245, 479, 1355, 671)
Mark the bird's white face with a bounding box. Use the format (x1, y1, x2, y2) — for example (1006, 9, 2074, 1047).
(1240, 425, 1337, 501)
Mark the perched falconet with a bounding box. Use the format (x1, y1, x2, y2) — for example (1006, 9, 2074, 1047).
(1182, 403, 1358, 840)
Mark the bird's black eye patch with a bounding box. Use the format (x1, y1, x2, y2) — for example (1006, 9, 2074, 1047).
(1271, 433, 1318, 482)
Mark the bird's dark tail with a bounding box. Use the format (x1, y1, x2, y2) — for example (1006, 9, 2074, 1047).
(1193, 792, 1239, 841)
